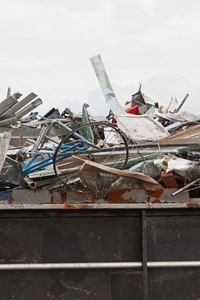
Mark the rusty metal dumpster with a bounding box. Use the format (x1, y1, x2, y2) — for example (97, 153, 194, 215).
(0, 188, 200, 300)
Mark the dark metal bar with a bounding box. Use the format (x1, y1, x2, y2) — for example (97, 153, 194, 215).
(56, 143, 200, 156)
(142, 210, 148, 300)
(174, 93, 189, 113)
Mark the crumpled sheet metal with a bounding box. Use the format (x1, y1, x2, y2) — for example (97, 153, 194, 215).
(156, 111, 200, 123)
(116, 114, 169, 141)
(0, 130, 11, 172)
(79, 160, 162, 199)
(157, 97, 179, 114)
(154, 155, 200, 180)
(167, 158, 200, 179)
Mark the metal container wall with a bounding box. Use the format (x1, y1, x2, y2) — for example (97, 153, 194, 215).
(0, 208, 200, 299)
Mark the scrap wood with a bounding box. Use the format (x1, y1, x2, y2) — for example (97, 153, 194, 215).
(159, 123, 200, 144)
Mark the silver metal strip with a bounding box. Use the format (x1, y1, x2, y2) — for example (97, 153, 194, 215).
(2, 92, 37, 115)
(16, 98, 42, 118)
(148, 261, 200, 267)
(90, 55, 125, 116)
(0, 203, 189, 210)
(0, 261, 200, 270)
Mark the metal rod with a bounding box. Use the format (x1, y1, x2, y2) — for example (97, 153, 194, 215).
(16, 98, 42, 118)
(148, 261, 200, 267)
(7, 87, 11, 97)
(56, 120, 96, 146)
(56, 145, 186, 157)
(172, 178, 200, 196)
(31, 126, 49, 152)
(127, 142, 200, 149)
(44, 135, 59, 144)
(0, 262, 142, 270)
(0, 261, 200, 270)
(0, 96, 18, 116)
(0, 116, 18, 126)
(174, 93, 189, 113)
(23, 143, 82, 175)
(2, 92, 37, 115)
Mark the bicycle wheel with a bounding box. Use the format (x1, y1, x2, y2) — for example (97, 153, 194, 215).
(53, 121, 129, 185)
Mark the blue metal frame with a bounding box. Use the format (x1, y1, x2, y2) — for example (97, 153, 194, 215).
(23, 139, 100, 175)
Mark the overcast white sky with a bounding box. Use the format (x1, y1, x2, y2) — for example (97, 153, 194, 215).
(0, 0, 200, 116)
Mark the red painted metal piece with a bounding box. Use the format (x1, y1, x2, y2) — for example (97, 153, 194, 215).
(126, 105, 139, 115)
(161, 171, 179, 189)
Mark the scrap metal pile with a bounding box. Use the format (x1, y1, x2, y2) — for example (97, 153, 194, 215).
(1, 54, 200, 202)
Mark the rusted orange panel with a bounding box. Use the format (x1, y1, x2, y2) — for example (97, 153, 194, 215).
(145, 188, 164, 198)
(161, 171, 179, 189)
(107, 189, 137, 203)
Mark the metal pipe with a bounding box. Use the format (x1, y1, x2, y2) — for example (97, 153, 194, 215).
(56, 146, 182, 157)
(2, 92, 37, 115)
(174, 93, 189, 113)
(148, 261, 200, 268)
(0, 262, 142, 270)
(127, 142, 200, 149)
(31, 126, 49, 152)
(0, 96, 18, 116)
(44, 135, 59, 144)
(0, 261, 200, 270)
(56, 120, 98, 147)
(15, 98, 42, 118)
(0, 116, 18, 126)
(23, 142, 83, 175)
(7, 87, 11, 97)
(172, 178, 200, 197)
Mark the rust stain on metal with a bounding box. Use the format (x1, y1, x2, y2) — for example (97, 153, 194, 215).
(3, 188, 200, 209)
(187, 203, 200, 208)
(60, 191, 67, 203)
(91, 197, 95, 203)
(48, 189, 53, 195)
(9, 197, 14, 204)
(47, 189, 54, 203)
(151, 199, 161, 204)
(107, 189, 138, 203)
(69, 189, 91, 196)
(59, 203, 91, 209)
